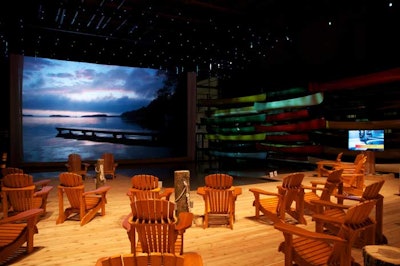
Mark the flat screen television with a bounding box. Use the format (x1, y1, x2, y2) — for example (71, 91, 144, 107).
(348, 129, 384, 151)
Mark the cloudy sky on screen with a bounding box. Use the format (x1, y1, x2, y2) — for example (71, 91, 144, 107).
(22, 56, 167, 117)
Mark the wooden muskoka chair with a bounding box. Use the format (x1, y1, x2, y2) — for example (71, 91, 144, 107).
(249, 172, 306, 225)
(203, 187, 235, 229)
(338, 155, 367, 196)
(0, 208, 44, 264)
(303, 169, 344, 215)
(312, 179, 386, 246)
(274, 200, 376, 266)
(101, 153, 118, 179)
(123, 199, 193, 255)
(197, 173, 241, 221)
(65, 153, 90, 180)
(95, 252, 204, 266)
(56, 172, 111, 226)
(127, 174, 174, 203)
(1, 173, 53, 218)
(316, 152, 343, 177)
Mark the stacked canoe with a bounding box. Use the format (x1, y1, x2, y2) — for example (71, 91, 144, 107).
(199, 67, 400, 165)
(201, 88, 327, 163)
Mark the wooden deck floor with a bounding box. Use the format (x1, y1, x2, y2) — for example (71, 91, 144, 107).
(2, 170, 400, 266)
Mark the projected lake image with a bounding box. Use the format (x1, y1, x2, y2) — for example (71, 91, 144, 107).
(22, 56, 186, 163)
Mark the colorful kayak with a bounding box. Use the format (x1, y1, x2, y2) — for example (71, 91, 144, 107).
(198, 93, 266, 107)
(207, 126, 256, 134)
(209, 150, 268, 160)
(265, 109, 310, 122)
(212, 105, 258, 117)
(257, 143, 324, 154)
(254, 92, 324, 112)
(202, 113, 266, 125)
(256, 118, 326, 132)
(198, 87, 308, 107)
(205, 132, 266, 141)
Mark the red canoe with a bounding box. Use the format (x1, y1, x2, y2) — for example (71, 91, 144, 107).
(256, 118, 326, 132)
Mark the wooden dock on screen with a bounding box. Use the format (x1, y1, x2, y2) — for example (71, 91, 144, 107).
(55, 127, 161, 146)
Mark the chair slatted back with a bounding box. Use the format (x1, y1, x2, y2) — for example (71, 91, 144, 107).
(96, 253, 196, 266)
(281, 172, 304, 189)
(101, 153, 117, 179)
(58, 172, 85, 209)
(131, 174, 159, 190)
(130, 199, 175, 222)
(204, 173, 233, 189)
(205, 188, 234, 214)
(2, 173, 36, 212)
(320, 169, 343, 201)
(362, 179, 385, 200)
(129, 199, 178, 254)
(67, 153, 84, 172)
(203, 188, 235, 229)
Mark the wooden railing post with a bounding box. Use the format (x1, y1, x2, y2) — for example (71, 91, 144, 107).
(174, 170, 190, 216)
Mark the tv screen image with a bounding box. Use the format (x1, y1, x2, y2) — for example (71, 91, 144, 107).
(348, 130, 384, 151)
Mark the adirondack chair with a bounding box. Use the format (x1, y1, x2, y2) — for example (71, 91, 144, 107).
(338, 155, 367, 196)
(197, 173, 241, 220)
(274, 200, 376, 266)
(65, 153, 90, 180)
(127, 174, 174, 202)
(56, 172, 111, 226)
(303, 169, 343, 215)
(316, 152, 343, 177)
(95, 252, 204, 266)
(0, 208, 44, 264)
(123, 199, 193, 255)
(203, 187, 235, 229)
(1, 173, 53, 218)
(249, 172, 306, 225)
(313, 179, 386, 246)
(101, 153, 118, 179)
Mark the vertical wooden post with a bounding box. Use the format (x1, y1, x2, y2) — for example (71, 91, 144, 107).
(364, 150, 375, 175)
(174, 170, 190, 216)
(95, 158, 106, 188)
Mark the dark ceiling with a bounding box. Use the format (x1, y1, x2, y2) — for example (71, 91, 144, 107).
(2, 0, 400, 82)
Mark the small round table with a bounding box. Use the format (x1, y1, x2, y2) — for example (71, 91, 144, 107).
(363, 245, 400, 266)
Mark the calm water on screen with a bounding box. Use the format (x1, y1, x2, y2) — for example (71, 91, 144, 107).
(23, 116, 173, 163)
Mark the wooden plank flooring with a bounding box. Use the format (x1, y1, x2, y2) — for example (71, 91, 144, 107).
(2, 170, 400, 266)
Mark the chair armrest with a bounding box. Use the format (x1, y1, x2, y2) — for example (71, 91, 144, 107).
(274, 221, 345, 243)
(0, 208, 44, 224)
(175, 212, 194, 232)
(249, 188, 280, 197)
(309, 180, 328, 186)
(34, 185, 54, 196)
(159, 188, 174, 200)
(302, 185, 327, 192)
(84, 185, 111, 196)
(82, 162, 90, 169)
(334, 194, 362, 202)
(309, 199, 353, 210)
(122, 213, 132, 231)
